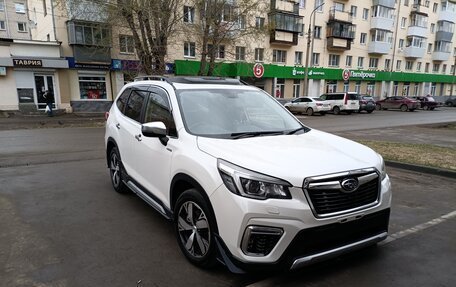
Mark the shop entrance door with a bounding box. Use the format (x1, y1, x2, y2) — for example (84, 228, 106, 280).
(35, 75, 55, 110)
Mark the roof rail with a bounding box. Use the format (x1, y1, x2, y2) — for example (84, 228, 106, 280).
(134, 75, 169, 82)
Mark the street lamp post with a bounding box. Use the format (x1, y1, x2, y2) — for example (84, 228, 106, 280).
(303, 2, 325, 98)
(450, 55, 456, 97)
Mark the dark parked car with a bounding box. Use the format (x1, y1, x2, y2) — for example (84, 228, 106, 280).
(356, 94, 376, 113)
(412, 95, 441, 110)
(445, 97, 456, 107)
(376, 96, 420, 112)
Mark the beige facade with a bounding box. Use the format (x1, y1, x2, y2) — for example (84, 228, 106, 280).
(0, 0, 32, 40)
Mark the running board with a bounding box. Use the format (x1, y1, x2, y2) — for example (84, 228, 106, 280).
(126, 181, 172, 220)
(290, 232, 388, 270)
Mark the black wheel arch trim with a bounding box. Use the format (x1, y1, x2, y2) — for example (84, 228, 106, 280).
(106, 137, 119, 167)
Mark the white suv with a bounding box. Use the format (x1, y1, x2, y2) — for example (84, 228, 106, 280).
(105, 77, 391, 272)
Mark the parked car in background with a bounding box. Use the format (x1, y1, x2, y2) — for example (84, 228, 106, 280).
(284, 97, 330, 116)
(356, 94, 376, 113)
(445, 97, 456, 107)
(412, 95, 441, 110)
(319, 92, 360, 115)
(375, 96, 419, 112)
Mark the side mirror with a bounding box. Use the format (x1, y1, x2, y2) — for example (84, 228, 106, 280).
(142, 122, 169, 145)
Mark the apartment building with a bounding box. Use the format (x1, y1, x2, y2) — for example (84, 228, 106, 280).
(2, 0, 456, 113)
(0, 0, 32, 40)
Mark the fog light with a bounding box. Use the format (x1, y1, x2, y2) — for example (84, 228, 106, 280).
(241, 226, 283, 256)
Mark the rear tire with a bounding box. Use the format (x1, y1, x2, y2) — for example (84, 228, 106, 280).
(376, 104, 381, 110)
(333, 106, 341, 115)
(424, 105, 429, 110)
(400, 104, 408, 112)
(306, 108, 314, 116)
(109, 147, 129, 193)
(430, 107, 435, 110)
(174, 189, 218, 269)
(320, 112, 326, 116)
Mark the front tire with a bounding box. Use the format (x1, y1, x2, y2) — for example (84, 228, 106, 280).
(400, 104, 408, 112)
(333, 106, 341, 115)
(109, 147, 129, 193)
(306, 107, 314, 116)
(174, 189, 218, 268)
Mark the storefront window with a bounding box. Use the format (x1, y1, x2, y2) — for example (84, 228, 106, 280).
(293, 79, 301, 98)
(367, 81, 375, 96)
(355, 81, 361, 93)
(326, 81, 337, 93)
(79, 75, 107, 99)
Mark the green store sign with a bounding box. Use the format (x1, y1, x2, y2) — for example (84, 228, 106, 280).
(174, 60, 456, 83)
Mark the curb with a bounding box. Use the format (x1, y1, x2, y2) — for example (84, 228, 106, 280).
(386, 160, 456, 179)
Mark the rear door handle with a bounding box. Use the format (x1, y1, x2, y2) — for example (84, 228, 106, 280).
(135, 134, 142, 142)
(116, 123, 121, 129)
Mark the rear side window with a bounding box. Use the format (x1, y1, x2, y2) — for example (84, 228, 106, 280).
(348, 94, 358, 100)
(116, 88, 131, 113)
(124, 90, 146, 122)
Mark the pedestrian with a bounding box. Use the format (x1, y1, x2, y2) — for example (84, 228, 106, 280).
(43, 90, 54, 117)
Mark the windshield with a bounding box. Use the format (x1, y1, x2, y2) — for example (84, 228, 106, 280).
(176, 88, 306, 139)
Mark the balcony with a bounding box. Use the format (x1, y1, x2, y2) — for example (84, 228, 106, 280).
(407, 26, 428, 38)
(329, 8, 353, 23)
(270, 30, 299, 45)
(436, 31, 454, 41)
(268, 8, 303, 46)
(371, 17, 394, 31)
(271, 0, 299, 14)
(368, 42, 391, 54)
(433, 51, 451, 61)
(373, 0, 395, 8)
(439, 9, 456, 22)
(403, 46, 426, 58)
(327, 37, 352, 51)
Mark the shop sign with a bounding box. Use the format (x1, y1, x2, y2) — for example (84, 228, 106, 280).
(13, 59, 43, 67)
(0, 67, 6, 76)
(253, 63, 264, 78)
(67, 57, 110, 70)
(344, 69, 376, 80)
(292, 68, 325, 77)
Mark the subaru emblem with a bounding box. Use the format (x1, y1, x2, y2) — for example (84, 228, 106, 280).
(341, 178, 359, 193)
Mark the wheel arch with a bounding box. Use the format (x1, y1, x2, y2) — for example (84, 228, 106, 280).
(170, 173, 219, 233)
(106, 137, 119, 167)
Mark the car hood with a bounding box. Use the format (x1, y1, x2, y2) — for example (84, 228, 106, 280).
(197, 129, 381, 187)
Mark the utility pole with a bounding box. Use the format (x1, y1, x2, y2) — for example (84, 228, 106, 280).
(303, 2, 325, 98)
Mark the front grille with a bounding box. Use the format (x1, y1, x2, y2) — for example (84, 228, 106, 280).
(304, 169, 380, 217)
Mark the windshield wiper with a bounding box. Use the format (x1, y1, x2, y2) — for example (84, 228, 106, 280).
(286, 127, 310, 135)
(230, 131, 284, 139)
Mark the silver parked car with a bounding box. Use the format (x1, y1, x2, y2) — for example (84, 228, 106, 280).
(284, 97, 331, 116)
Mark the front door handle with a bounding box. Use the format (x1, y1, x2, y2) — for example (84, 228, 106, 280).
(116, 123, 121, 129)
(135, 134, 142, 142)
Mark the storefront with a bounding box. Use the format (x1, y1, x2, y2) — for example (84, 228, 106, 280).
(174, 60, 456, 99)
(0, 40, 68, 112)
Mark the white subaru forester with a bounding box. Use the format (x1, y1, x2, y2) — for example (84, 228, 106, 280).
(105, 76, 391, 272)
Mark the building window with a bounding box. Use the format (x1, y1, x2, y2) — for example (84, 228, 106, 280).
(384, 59, 391, 70)
(0, 20, 5, 30)
(314, 26, 321, 38)
(326, 81, 337, 93)
(345, 55, 352, 67)
(405, 61, 413, 70)
(410, 13, 428, 28)
(399, 39, 404, 48)
(413, 84, 419, 97)
(360, 33, 367, 45)
(276, 78, 285, 98)
(355, 81, 361, 93)
(404, 0, 409, 6)
(425, 62, 430, 72)
(119, 35, 135, 54)
(334, 2, 345, 12)
(371, 29, 393, 43)
(235, 46, 246, 61)
(401, 17, 407, 28)
(294, 51, 303, 65)
(427, 43, 432, 53)
(396, 60, 402, 71)
(79, 75, 107, 100)
(430, 23, 435, 33)
(312, 53, 320, 66)
(328, 54, 340, 67)
(68, 22, 111, 46)
(343, 82, 349, 92)
(0, 0, 4, 11)
(255, 17, 265, 28)
(442, 64, 447, 74)
(15, 3, 26, 13)
(406, 36, 425, 48)
(299, 0, 306, 9)
(433, 63, 440, 73)
(184, 6, 195, 23)
(237, 15, 246, 30)
(184, 42, 195, 57)
(299, 23, 305, 37)
(255, 48, 264, 62)
(17, 22, 27, 32)
(367, 82, 375, 96)
(362, 8, 369, 20)
(417, 62, 422, 71)
(293, 79, 301, 98)
(208, 44, 225, 59)
(273, 49, 287, 63)
(369, 58, 379, 68)
(451, 65, 455, 74)
(43, 0, 47, 16)
(351, 5, 357, 18)
(357, 57, 364, 68)
(315, 0, 324, 12)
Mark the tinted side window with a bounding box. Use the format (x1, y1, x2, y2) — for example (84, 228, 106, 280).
(320, 94, 327, 100)
(116, 88, 131, 114)
(349, 94, 358, 100)
(124, 90, 146, 122)
(145, 88, 177, 137)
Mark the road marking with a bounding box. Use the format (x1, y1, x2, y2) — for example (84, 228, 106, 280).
(379, 210, 456, 245)
(246, 210, 456, 287)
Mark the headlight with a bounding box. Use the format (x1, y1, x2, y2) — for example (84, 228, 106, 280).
(218, 159, 292, 200)
(378, 154, 387, 181)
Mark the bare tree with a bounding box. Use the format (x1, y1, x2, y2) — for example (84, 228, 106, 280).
(185, 0, 269, 76)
